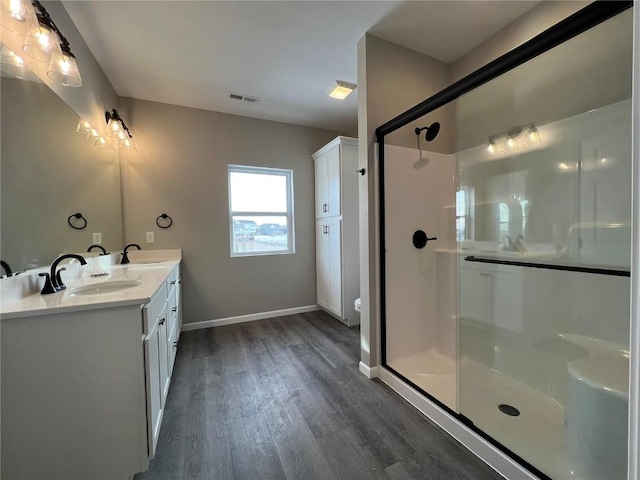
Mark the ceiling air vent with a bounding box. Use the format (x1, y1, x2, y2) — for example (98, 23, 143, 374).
(229, 92, 260, 104)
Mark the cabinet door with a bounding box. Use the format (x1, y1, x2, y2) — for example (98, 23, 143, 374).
(459, 266, 487, 322)
(327, 218, 343, 317)
(326, 146, 341, 217)
(491, 270, 523, 332)
(158, 313, 170, 405)
(315, 154, 328, 218)
(144, 321, 162, 457)
(316, 221, 329, 308)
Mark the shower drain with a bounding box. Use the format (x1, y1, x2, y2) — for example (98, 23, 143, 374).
(498, 404, 521, 417)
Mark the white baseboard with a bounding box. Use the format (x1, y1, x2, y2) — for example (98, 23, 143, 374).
(377, 367, 536, 480)
(359, 361, 378, 379)
(181, 305, 321, 331)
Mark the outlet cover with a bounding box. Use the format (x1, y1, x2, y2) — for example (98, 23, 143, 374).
(146, 231, 155, 243)
(92, 233, 102, 244)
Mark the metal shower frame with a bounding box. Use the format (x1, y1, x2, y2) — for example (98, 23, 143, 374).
(374, 2, 633, 479)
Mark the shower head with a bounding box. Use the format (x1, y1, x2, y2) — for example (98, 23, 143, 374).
(415, 122, 440, 142)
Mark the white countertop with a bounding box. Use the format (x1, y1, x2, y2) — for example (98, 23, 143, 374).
(0, 250, 181, 320)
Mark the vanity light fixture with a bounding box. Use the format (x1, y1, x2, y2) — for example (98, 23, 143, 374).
(487, 123, 542, 155)
(326, 80, 357, 100)
(105, 109, 137, 151)
(3, 0, 83, 87)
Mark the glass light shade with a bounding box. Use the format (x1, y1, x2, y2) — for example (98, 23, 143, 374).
(23, 20, 62, 62)
(106, 117, 123, 138)
(523, 126, 542, 147)
(47, 50, 82, 87)
(0, 0, 36, 34)
(94, 136, 109, 148)
(487, 140, 496, 155)
(76, 118, 92, 136)
(504, 136, 518, 153)
(0, 43, 40, 81)
(121, 136, 137, 151)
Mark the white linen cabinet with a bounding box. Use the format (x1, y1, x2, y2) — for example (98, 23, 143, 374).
(313, 136, 360, 326)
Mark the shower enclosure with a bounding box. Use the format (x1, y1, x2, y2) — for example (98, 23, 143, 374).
(378, 3, 633, 479)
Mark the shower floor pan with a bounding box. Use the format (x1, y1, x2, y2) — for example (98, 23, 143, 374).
(459, 357, 573, 479)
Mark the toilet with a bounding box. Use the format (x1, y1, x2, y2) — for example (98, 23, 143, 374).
(354, 297, 361, 312)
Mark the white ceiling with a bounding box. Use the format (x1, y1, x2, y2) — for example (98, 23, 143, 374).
(62, 1, 540, 133)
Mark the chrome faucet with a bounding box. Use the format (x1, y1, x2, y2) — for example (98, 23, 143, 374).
(43, 254, 88, 294)
(121, 243, 141, 264)
(87, 244, 108, 255)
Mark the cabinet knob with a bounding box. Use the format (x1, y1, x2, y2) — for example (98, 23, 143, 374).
(172, 307, 177, 313)
(159, 317, 166, 325)
(171, 280, 176, 285)
(322, 203, 328, 213)
(173, 341, 178, 348)
(356, 168, 366, 176)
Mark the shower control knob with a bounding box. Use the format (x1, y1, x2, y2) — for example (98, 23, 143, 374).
(412, 230, 437, 249)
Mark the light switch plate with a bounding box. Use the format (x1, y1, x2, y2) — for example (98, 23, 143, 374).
(92, 233, 102, 244)
(146, 231, 155, 243)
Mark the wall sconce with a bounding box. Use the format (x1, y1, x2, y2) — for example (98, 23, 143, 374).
(105, 109, 137, 151)
(487, 123, 542, 155)
(0, 0, 82, 87)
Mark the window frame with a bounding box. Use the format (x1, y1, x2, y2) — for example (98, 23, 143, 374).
(227, 164, 295, 257)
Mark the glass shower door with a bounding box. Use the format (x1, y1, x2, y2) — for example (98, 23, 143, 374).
(457, 9, 633, 479)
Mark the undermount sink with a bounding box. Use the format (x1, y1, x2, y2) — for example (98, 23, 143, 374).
(68, 280, 141, 296)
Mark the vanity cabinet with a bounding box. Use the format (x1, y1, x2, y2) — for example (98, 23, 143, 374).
(1, 262, 182, 479)
(459, 260, 523, 332)
(313, 136, 360, 326)
(166, 267, 181, 372)
(142, 264, 181, 458)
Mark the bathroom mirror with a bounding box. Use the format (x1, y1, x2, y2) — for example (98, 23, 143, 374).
(1, 48, 124, 274)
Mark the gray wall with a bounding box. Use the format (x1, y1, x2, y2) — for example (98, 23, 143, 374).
(451, 1, 590, 81)
(357, 34, 453, 368)
(360, 34, 455, 153)
(118, 97, 340, 324)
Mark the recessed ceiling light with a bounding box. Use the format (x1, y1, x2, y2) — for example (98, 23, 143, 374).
(326, 80, 356, 100)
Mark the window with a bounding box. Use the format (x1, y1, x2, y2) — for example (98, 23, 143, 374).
(456, 187, 474, 241)
(228, 165, 294, 256)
